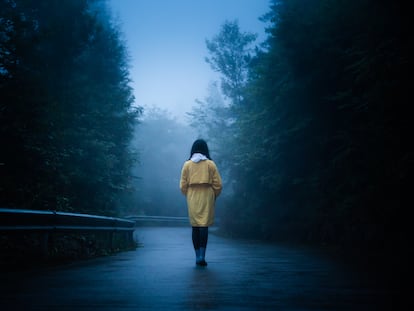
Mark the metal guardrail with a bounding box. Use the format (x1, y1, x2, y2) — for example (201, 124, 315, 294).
(0, 208, 136, 258)
(125, 215, 188, 223)
(0, 208, 136, 231)
(124, 215, 221, 226)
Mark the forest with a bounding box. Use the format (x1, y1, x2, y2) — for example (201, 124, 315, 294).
(0, 0, 140, 216)
(0, 0, 409, 252)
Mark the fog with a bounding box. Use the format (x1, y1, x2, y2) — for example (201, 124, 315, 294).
(126, 108, 197, 217)
(0, 0, 406, 252)
(109, 0, 269, 122)
(0, 2, 406, 309)
(110, 0, 269, 217)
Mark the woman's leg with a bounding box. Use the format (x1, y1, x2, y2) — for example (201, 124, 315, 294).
(199, 227, 208, 248)
(192, 226, 200, 250)
(192, 227, 201, 263)
(199, 227, 209, 266)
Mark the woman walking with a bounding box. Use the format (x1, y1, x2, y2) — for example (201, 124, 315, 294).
(180, 139, 222, 266)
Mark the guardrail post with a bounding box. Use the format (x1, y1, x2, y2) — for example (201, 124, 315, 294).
(128, 230, 134, 246)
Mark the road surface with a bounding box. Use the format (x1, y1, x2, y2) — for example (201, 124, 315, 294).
(1, 226, 398, 310)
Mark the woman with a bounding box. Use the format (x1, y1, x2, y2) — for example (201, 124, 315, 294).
(180, 139, 222, 266)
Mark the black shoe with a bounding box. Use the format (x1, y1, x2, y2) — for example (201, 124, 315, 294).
(197, 259, 207, 266)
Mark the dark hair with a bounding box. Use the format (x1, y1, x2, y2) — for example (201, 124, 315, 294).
(189, 139, 211, 160)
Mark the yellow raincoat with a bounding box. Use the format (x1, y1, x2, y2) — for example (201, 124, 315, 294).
(180, 159, 222, 226)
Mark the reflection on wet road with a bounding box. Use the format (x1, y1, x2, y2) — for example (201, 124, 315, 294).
(1, 226, 396, 310)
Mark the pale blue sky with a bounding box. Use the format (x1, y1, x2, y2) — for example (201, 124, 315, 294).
(109, 0, 270, 122)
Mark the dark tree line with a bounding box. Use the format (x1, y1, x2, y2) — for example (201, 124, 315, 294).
(0, 0, 140, 216)
(190, 0, 409, 250)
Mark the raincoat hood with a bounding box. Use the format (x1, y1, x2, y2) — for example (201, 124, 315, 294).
(190, 153, 208, 163)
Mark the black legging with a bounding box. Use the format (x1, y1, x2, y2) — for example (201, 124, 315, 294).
(192, 226, 208, 249)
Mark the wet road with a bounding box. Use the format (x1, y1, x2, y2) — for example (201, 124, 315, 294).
(1, 226, 397, 310)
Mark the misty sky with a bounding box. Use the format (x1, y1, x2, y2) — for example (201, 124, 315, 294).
(109, 0, 270, 122)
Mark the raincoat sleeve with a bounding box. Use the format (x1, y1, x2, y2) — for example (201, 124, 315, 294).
(211, 162, 222, 198)
(180, 162, 189, 195)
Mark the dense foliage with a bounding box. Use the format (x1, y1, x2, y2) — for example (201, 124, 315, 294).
(190, 0, 409, 249)
(0, 0, 141, 216)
